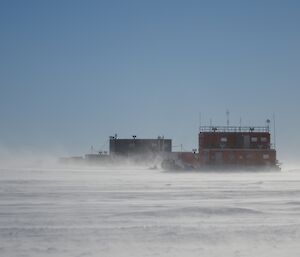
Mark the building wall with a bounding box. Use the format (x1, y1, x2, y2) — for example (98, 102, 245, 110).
(199, 149, 276, 166)
(194, 132, 277, 166)
(199, 132, 271, 150)
(109, 138, 172, 156)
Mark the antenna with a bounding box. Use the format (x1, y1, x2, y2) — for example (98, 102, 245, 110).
(209, 118, 212, 127)
(239, 117, 242, 131)
(226, 110, 230, 127)
(273, 113, 276, 149)
(198, 112, 202, 131)
(266, 118, 271, 132)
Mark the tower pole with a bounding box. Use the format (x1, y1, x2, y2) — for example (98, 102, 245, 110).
(273, 113, 276, 149)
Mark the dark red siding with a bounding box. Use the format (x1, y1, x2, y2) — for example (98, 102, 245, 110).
(199, 132, 270, 150)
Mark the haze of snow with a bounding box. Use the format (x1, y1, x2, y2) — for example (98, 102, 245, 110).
(1, 162, 300, 257)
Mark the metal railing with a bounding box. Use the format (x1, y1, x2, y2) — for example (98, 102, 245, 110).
(199, 126, 270, 133)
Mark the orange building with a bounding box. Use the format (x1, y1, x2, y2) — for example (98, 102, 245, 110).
(198, 126, 277, 167)
(169, 125, 279, 170)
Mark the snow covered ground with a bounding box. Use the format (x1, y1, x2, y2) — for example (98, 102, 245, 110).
(1, 166, 300, 257)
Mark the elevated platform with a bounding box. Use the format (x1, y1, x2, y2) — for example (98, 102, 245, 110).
(199, 126, 270, 133)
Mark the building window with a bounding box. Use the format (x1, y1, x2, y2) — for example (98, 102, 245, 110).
(263, 154, 269, 159)
(220, 137, 227, 142)
(261, 137, 267, 142)
(251, 137, 258, 142)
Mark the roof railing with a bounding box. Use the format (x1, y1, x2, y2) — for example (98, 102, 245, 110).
(199, 126, 270, 133)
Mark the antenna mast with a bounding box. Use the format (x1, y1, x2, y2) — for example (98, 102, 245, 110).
(273, 113, 276, 149)
(198, 112, 202, 132)
(226, 110, 230, 127)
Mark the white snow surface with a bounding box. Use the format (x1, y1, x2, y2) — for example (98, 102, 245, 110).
(1, 166, 300, 257)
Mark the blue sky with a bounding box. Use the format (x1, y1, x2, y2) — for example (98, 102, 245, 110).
(0, 0, 300, 163)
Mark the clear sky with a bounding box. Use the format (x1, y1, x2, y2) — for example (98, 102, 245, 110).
(0, 0, 299, 163)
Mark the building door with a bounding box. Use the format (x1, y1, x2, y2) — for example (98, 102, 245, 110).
(243, 135, 250, 148)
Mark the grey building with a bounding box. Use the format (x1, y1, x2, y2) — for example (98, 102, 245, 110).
(109, 137, 172, 157)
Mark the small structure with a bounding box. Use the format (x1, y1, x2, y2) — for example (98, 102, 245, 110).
(84, 152, 110, 163)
